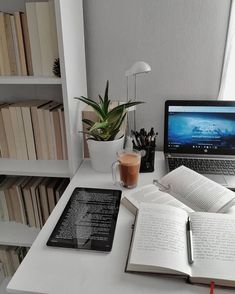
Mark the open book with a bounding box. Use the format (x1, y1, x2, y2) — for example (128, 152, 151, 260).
(126, 203, 235, 287)
(122, 166, 235, 214)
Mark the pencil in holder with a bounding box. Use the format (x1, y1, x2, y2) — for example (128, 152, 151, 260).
(131, 127, 157, 173)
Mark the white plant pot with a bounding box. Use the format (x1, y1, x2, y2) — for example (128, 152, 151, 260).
(87, 136, 125, 173)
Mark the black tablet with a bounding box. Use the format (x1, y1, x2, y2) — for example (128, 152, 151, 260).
(47, 187, 122, 252)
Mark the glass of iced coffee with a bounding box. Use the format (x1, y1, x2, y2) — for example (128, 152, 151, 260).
(112, 149, 141, 188)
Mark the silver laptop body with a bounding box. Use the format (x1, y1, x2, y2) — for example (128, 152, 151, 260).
(164, 100, 235, 189)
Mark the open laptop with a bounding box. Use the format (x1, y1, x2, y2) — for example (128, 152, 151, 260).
(164, 100, 235, 188)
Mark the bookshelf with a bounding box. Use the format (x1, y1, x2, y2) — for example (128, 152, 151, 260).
(0, 159, 70, 177)
(0, 76, 62, 85)
(0, 0, 87, 291)
(0, 159, 71, 178)
(0, 222, 39, 247)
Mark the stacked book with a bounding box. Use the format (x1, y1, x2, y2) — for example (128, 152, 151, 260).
(0, 176, 69, 228)
(0, 100, 68, 160)
(0, 2, 58, 76)
(0, 246, 28, 277)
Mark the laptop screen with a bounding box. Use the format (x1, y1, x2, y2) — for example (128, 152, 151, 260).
(164, 100, 235, 155)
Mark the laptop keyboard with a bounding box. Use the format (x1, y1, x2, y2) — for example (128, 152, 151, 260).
(168, 157, 235, 175)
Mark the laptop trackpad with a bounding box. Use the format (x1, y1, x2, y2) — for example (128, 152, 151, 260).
(203, 174, 227, 186)
(224, 176, 235, 189)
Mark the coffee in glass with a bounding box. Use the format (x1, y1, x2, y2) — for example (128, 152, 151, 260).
(112, 150, 141, 188)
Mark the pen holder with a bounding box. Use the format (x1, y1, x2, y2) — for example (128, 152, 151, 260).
(134, 145, 155, 173)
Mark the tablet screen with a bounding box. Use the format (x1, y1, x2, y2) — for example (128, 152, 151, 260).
(47, 187, 122, 252)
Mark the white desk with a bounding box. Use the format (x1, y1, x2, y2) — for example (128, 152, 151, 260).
(7, 152, 234, 294)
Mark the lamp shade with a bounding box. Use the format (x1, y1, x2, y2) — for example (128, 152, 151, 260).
(125, 61, 151, 76)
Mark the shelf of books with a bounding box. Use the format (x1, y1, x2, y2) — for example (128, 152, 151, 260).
(0, 0, 87, 292)
(0, 175, 70, 245)
(0, 171, 70, 292)
(0, 247, 30, 293)
(0, 76, 62, 85)
(0, 100, 70, 174)
(0, 1, 59, 78)
(0, 0, 87, 177)
(0, 173, 70, 293)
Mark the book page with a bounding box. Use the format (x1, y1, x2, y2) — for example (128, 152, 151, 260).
(190, 212, 235, 283)
(157, 166, 235, 212)
(122, 184, 193, 215)
(225, 199, 235, 215)
(128, 204, 191, 276)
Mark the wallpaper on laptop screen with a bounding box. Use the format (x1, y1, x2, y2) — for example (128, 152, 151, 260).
(168, 112, 235, 150)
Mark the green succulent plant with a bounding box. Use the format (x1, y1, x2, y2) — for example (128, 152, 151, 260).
(75, 80, 144, 141)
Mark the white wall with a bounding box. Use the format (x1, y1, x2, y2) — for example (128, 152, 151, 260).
(83, 0, 231, 148)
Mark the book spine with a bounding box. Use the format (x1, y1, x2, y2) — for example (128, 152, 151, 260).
(22, 187, 36, 228)
(0, 12, 11, 75)
(44, 109, 56, 160)
(4, 13, 18, 75)
(0, 108, 9, 158)
(9, 185, 24, 224)
(15, 106, 28, 159)
(14, 12, 27, 76)
(21, 106, 37, 160)
(10, 15, 21, 75)
(39, 183, 50, 224)
(30, 185, 41, 228)
(48, 0, 59, 59)
(20, 12, 33, 76)
(0, 32, 4, 75)
(15, 184, 27, 225)
(51, 109, 63, 160)
(4, 189, 14, 222)
(36, 2, 57, 76)
(47, 186, 56, 213)
(37, 108, 49, 159)
(9, 106, 22, 159)
(0, 190, 9, 221)
(31, 106, 43, 159)
(25, 2, 42, 76)
(9, 248, 20, 273)
(1, 107, 17, 158)
(35, 186, 43, 228)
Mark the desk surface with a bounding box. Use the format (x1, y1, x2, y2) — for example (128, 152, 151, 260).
(7, 152, 234, 294)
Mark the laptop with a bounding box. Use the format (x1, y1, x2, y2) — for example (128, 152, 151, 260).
(164, 100, 235, 188)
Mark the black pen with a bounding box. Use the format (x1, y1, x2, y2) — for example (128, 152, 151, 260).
(186, 217, 194, 264)
(140, 134, 145, 146)
(132, 139, 137, 149)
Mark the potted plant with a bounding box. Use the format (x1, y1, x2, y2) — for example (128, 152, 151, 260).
(75, 80, 143, 172)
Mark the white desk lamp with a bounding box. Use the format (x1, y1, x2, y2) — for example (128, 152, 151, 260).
(125, 61, 151, 132)
(125, 61, 151, 77)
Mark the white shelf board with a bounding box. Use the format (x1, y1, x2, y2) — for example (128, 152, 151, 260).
(0, 222, 39, 247)
(0, 159, 70, 178)
(0, 76, 62, 85)
(0, 277, 11, 294)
